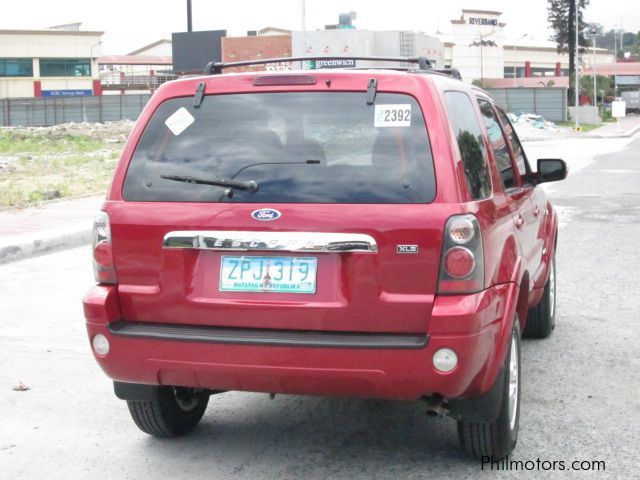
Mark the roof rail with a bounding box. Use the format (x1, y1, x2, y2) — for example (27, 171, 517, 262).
(349, 66, 463, 81)
(203, 56, 433, 75)
(437, 68, 463, 80)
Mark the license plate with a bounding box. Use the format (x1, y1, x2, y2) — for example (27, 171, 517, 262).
(220, 256, 318, 294)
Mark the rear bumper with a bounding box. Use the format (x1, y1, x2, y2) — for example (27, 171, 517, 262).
(83, 282, 518, 401)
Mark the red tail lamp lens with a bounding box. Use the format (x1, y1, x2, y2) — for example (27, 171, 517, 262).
(444, 247, 475, 279)
(94, 240, 113, 268)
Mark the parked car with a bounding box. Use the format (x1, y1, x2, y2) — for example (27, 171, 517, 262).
(83, 56, 567, 460)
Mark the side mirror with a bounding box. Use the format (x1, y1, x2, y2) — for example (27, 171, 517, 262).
(536, 159, 568, 183)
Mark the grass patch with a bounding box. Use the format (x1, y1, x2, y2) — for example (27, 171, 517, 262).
(556, 122, 602, 133)
(0, 131, 105, 155)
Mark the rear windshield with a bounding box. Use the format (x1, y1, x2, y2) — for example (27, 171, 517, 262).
(123, 92, 436, 203)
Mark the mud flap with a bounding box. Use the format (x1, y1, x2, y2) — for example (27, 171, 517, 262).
(447, 365, 505, 423)
(113, 381, 161, 401)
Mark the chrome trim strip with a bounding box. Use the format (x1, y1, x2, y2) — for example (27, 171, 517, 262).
(109, 321, 427, 349)
(163, 231, 378, 254)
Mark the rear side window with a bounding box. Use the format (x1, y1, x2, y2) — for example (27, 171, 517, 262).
(444, 92, 492, 200)
(123, 92, 436, 204)
(477, 100, 516, 190)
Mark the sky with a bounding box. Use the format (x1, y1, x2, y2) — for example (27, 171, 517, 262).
(0, 0, 638, 54)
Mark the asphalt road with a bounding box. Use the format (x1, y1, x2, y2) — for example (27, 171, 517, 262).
(1, 136, 639, 479)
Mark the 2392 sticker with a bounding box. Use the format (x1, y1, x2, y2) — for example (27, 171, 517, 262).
(374, 104, 412, 128)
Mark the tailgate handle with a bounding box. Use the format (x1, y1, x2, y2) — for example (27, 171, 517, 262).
(163, 231, 378, 254)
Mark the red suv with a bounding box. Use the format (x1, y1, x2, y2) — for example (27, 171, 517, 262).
(83, 57, 567, 459)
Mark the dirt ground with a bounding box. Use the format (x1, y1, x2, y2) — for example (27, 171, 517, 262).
(0, 121, 132, 208)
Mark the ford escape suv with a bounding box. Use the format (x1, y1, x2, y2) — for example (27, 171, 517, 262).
(83, 56, 567, 459)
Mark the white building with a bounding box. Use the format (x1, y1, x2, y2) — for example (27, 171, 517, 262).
(442, 9, 615, 83)
(444, 9, 505, 80)
(0, 27, 103, 99)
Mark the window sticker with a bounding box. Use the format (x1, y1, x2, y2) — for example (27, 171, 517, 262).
(374, 104, 412, 128)
(165, 107, 195, 136)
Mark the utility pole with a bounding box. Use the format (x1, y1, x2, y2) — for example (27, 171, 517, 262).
(592, 35, 596, 107)
(187, 0, 193, 32)
(574, 0, 580, 129)
(301, 0, 306, 68)
(613, 27, 618, 97)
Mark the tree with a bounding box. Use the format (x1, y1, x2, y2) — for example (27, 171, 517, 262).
(547, 0, 590, 105)
(579, 74, 613, 103)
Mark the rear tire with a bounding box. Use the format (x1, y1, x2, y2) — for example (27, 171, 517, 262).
(524, 256, 556, 338)
(458, 321, 521, 460)
(127, 386, 209, 437)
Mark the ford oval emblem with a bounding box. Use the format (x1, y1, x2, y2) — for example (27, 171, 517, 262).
(251, 208, 281, 221)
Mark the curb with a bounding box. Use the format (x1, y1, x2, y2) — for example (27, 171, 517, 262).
(0, 226, 92, 265)
(521, 125, 640, 142)
(584, 124, 640, 139)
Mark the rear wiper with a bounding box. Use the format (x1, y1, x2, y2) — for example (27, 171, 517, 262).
(229, 159, 320, 179)
(160, 174, 259, 193)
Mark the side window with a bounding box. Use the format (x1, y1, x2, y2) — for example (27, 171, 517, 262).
(444, 91, 492, 200)
(477, 100, 516, 190)
(496, 108, 530, 179)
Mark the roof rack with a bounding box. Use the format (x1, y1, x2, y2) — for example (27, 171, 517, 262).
(204, 56, 434, 75)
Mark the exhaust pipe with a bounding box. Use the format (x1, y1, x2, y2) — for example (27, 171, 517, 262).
(423, 394, 448, 417)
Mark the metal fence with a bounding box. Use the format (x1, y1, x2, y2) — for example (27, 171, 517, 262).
(485, 87, 568, 122)
(0, 94, 151, 127)
(1, 88, 568, 127)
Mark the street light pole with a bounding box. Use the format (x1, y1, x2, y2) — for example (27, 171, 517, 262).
(301, 0, 306, 68)
(513, 34, 528, 86)
(470, 33, 496, 85)
(480, 35, 484, 84)
(90, 41, 102, 76)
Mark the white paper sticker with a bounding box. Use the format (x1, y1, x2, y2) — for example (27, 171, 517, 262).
(165, 107, 195, 136)
(374, 104, 412, 128)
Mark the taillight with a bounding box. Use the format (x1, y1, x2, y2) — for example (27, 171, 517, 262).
(437, 214, 484, 294)
(92, 211, 117, 284)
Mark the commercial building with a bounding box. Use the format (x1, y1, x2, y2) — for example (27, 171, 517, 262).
(0, 25, 103, 98)
(441, 9, 615, 83)
(292, 29, 444, 69)
(222, 33, 292, 72)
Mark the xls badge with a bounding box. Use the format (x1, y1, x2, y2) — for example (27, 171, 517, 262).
(397, 245, 419, 254)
